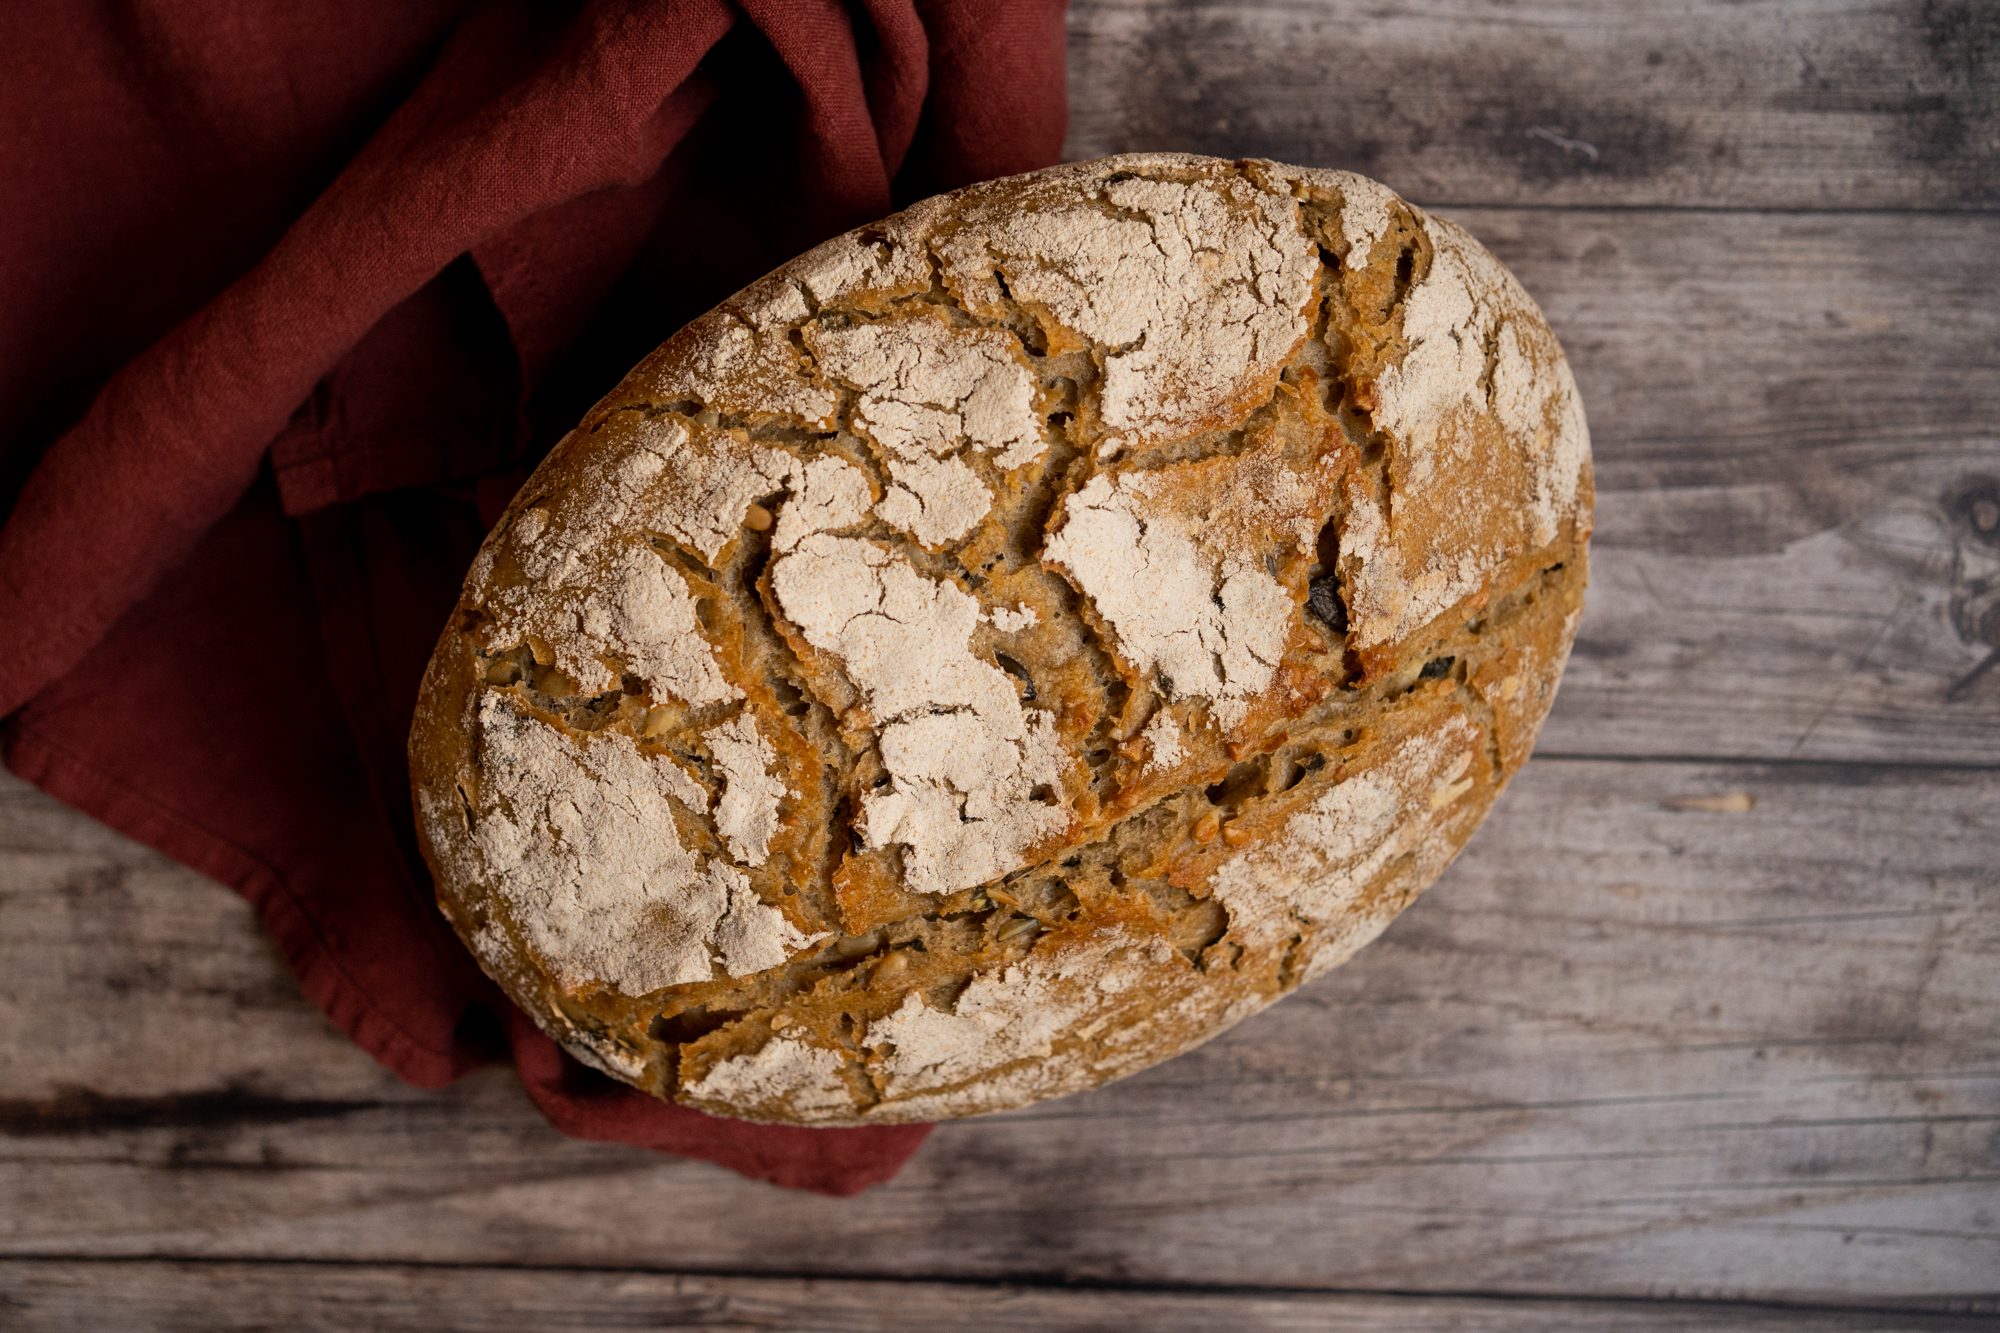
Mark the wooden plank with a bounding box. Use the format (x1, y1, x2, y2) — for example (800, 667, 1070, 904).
(0, 772, 397, 1104)
(1065, 0, 2000, 210)
(4, 760, 1994, 1302)
(1, 1261, 1993, 1333)
(1449, 207, 2000, 764)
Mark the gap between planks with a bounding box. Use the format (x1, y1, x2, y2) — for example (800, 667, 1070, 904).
(1, 1258, 1995, 1331)
(3, 760, 1993, 1298)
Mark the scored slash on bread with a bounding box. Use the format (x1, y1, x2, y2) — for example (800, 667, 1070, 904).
(408, 154, 1593, 1125)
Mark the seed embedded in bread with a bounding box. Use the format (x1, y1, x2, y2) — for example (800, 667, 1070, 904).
(408, 153, 1593, 1125)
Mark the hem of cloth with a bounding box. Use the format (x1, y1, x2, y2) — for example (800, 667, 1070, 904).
(1, 721, 471, 1089)
(504, 1010, 935, 1197)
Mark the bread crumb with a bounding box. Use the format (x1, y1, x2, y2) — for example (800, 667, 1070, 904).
(1664, 792, 1756, 813)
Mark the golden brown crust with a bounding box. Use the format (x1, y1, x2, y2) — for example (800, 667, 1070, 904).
(408, 154, 1592, 1123)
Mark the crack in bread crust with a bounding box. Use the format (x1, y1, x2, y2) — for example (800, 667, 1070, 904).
(408, 154, 1593, 1125)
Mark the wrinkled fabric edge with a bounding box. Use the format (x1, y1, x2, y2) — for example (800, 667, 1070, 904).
(2, 723, 472, 1086)
(507, 1010, 934, 1195)
(2, 721, 933, 1194)
(0, 0, 1079, 1188)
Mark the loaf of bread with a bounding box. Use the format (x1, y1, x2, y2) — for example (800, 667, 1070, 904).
(409, 154, 1592, 1125)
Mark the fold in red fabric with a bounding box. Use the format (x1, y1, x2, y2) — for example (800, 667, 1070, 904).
(0, 0, 1068, 1195)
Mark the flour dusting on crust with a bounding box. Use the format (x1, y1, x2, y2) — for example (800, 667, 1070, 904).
(1209, 717, 1482, 962)
(985, 603, 1038, 633)
(412, 155, 1590, 1129)
(1335, 175, 1397, 270)
(705, 712, 789, 867)
(479, 418, 877, 701)
(860, 928, 1182, 1119)
(935, 169, 1316, 446)
(1343, 215, 1591, 654)
(489, 530, 737, 704)
(875, 455, 994, 546)
(1044, 470, 1292, 730)
(686, 1035, 856, 1119)
(770, 534, 1072, 893)
(793, 201, 942, 310)
(1371, 238, 1489, 483)
(1273, 165, 1399, 271)
(648, 277, 839, 427)
(544, 1021, 648, 1081)
(468, 694, 824, 996)
(654, 752, 711, 813)
(812, 315, 1044, 469)
(810, 313, 1044, 545)
(771, 454, 875, 553)
(1142, 710, 1186, 771)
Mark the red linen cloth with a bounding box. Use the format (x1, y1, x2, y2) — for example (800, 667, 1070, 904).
(0, 0, 1068, 1195)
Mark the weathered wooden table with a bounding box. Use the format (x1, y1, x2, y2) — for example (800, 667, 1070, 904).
(4, 2, 1996, 1327)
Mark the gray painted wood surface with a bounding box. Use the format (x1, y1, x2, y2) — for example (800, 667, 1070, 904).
(1067, 0, 2000, 210)
(2, 1262, 1995, 1332)
(3, 0, 1996, 1326)
(1430, 208, 1999, 764)
(5, 760, 1995, 1305)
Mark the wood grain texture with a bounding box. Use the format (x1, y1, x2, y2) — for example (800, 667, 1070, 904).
(2, 1261, 1995, 1333)
(1457, 208, 2000, 764)
(1065, 0, 2000, 210)
(4, 760, 1994, 1302)
(7, 4, 1999, 1322)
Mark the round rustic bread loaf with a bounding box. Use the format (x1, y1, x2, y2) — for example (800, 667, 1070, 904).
(409, 154, 1592, 1125)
